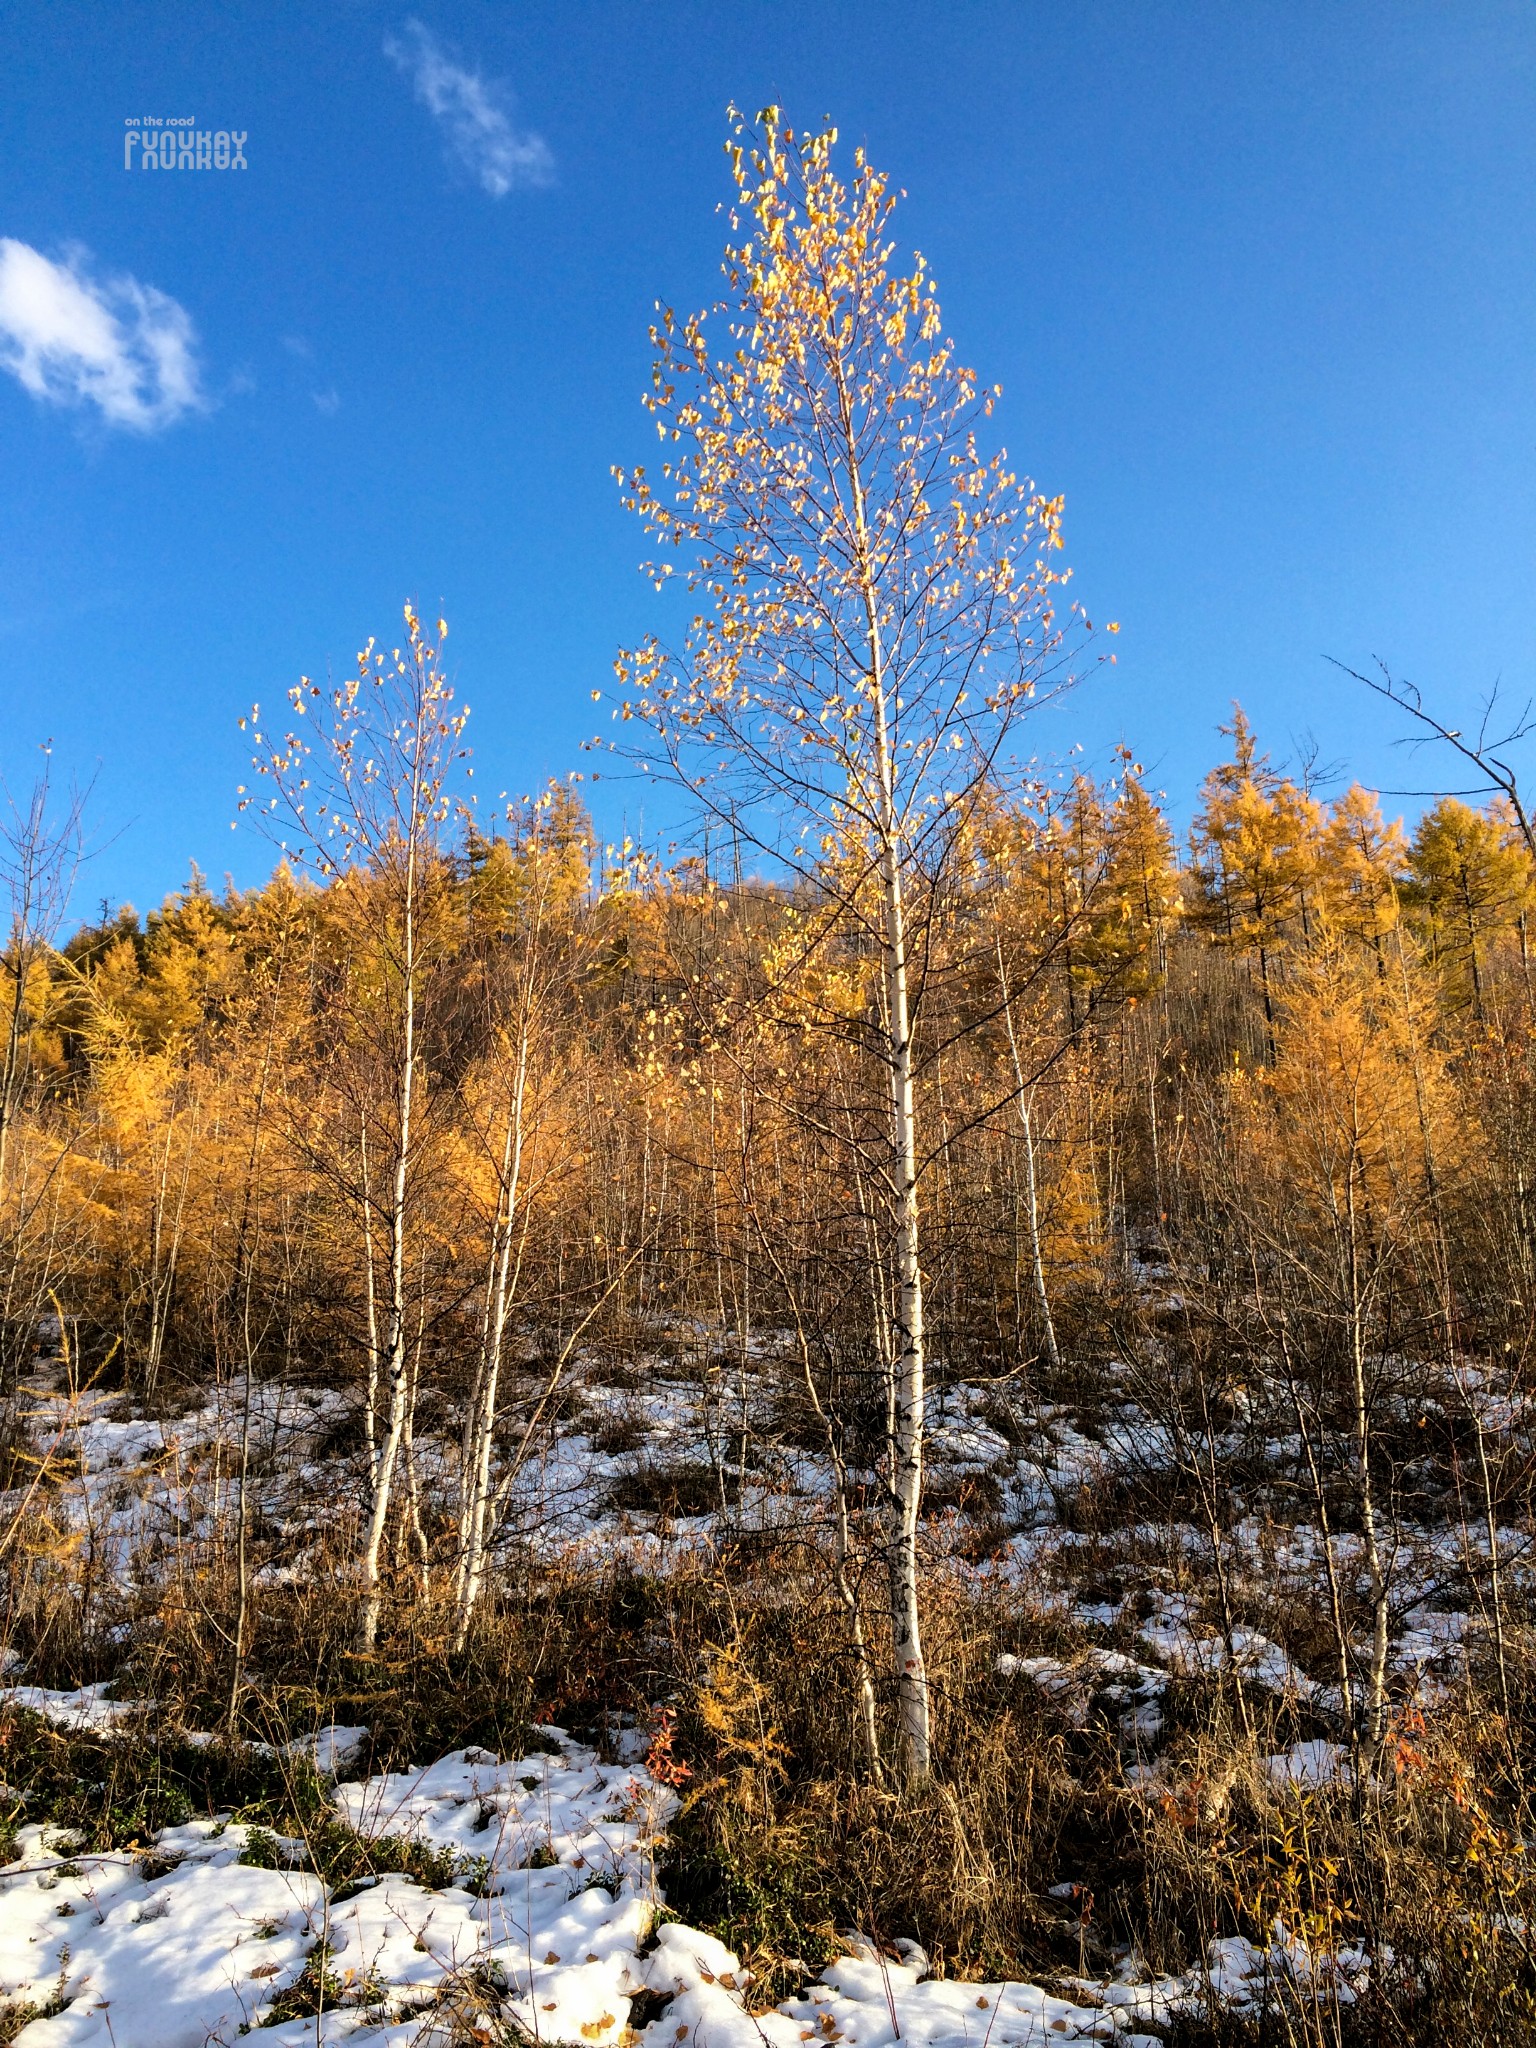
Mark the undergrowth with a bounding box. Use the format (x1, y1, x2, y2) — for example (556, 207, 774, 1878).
(6, 1528, 1536, 2042)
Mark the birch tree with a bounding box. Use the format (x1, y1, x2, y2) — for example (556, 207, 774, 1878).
(451, 791, 594, 1649)
(242, 604, 467, 1653)
(0, 754, 86, 1391)
(0, 756, 84, 1203)
(610, 110, 1094, 1779)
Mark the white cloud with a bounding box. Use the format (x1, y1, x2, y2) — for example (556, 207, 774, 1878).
(384, 18, 553, 197)
(0, 238, 204, 432)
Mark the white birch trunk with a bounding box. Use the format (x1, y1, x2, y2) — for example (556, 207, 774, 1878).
(356, 854, 419, 1654)
(454, 1023, 529, 1651)
(997, 948, 1062, 1375)
(864, 578, 932, 1781)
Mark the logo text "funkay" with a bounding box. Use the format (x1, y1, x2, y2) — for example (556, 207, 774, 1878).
(124, 122, 247, 170)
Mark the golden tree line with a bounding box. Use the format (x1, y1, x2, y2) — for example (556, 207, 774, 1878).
(3, 679, 1536, 1738)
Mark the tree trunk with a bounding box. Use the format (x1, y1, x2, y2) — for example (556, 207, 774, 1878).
(356, 910, 418, 1654)
(840, 403, 932, 1779)
(1343, 1170, 1391, 1763)
(998, 949, 1062, 1375)
(870, 633, 932, 1782)
(454, 1025, 529, 1652)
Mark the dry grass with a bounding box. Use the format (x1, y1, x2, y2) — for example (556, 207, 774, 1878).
(6, 1399, 1536, 2045)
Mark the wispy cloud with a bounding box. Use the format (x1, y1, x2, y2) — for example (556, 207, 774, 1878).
(384, 18, 553, 197)
(281, 335, 337, 412)
(0, 238, 204, 432)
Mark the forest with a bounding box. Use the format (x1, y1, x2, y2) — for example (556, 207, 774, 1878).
(4, 111, 1536, 2048)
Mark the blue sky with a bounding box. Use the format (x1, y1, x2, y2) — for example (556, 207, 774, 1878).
(1, 1, 1532, 916)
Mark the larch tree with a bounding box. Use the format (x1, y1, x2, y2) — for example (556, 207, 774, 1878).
(1320, 785, 1406, 971)
(608, 108, 1096, 1779)
(1191, 706, 1322, 1036)
(1406, 796, 1526, 1023)
(1100, 759, 1181, 993)
(1234, 946, 1445, 1763)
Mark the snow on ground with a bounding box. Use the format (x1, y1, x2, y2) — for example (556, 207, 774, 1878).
(0, 1820, 326, 2046)
(7, 1346, 1524, 1775)
(0, 1709, 672, 2048)
(0, 1685, 147, 1737)
(0, 1694, 1337, 2048)
(0, 1342, 1515, 1962)
(6, 1332, 1498, 2043)
(640, 1927, 1179, 2048)
(1263, 1739, 1348, 1789)
(996, 1647, 1165, 1739)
